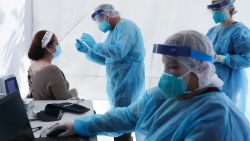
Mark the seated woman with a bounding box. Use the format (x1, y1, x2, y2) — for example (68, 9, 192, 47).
(48, 30, 250, 140)
(27, 30, 77, 100)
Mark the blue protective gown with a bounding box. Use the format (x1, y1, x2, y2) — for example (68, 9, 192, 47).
(74, 87, 250, 141)
(206, 22, 250, 112)
(86, 19, 145, 108)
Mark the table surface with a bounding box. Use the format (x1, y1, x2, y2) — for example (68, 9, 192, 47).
(27, 99, 97, 141)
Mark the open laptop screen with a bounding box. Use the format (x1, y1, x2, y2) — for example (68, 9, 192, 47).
(0, 91, 34, 141)
(5, 76, 19, 95)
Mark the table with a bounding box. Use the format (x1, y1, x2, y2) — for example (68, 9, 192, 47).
(27, 99, 97, 141)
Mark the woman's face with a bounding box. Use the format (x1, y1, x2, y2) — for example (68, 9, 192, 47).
(162, 56, 189, 77)
(162, 56, 199, 91)
(47, 37, 59, 53)
(51, 37, 59, 48)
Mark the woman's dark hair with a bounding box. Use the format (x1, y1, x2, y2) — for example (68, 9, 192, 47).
(28, 30, 56, 60)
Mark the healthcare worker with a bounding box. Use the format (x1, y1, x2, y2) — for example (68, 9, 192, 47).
(206, 0, 250, 112)
(48, 30, 250, 141)
(75, 4, 145, 140)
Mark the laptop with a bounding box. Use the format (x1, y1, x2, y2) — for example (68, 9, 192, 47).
(0, 91, 34, 141)
(0, 91, 93, 141)
(0, 91, 94, 141)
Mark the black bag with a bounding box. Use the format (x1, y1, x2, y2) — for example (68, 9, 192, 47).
(46, 102, 90, 114)
(36, 102, 90, 122)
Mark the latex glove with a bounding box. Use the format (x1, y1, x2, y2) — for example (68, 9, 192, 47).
(80, 33, 96, 49)
(75, 39, 88, 53)
(47, 122, 75, 137)
(214, 54, 226, 62)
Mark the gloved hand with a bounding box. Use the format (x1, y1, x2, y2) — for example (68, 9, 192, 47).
(47, 122, 75, 137)
(214, 54, 226, 62)
(80, 33, 96, 49)
(75, 39, 88, 53)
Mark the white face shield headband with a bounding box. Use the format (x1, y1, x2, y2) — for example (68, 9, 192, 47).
(41, 31, 53, 48)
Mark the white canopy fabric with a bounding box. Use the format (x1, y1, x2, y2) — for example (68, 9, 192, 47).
(31, 0, 250, 99)
(0, 0, 32, 97)
(32, 0, 218, 100)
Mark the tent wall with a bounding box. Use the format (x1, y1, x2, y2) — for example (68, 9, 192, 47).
(0, 0, 32, 96)
(31, 0, 250, 100)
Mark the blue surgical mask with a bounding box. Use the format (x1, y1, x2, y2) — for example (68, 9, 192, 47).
(52, 44, 61, 59)
(213, 11, 228, 23)
(98, 20, 111, 33)
(158, 72, 189, 99)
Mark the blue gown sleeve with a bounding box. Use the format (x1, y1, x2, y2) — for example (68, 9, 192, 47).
(206, 27, 214, 37)
(73, 94, 147, 137)
(184, 99, 250, 141)
(85, 49, 106, 65)
(92, 22, 137, 60)
(222, 27, 250, 69)
(182, 101, 228, 141)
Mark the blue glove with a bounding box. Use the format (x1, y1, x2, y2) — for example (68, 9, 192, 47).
(80, 33, 96, 49)
(75, 39, 88, 53)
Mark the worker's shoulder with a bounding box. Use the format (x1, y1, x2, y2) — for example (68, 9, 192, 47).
(197, 91, 232, 111)
(121, 18, 135, 24)
(234, 22, 249, 29)
(233, 22, 250, 35)
(118, 18, 139, 29)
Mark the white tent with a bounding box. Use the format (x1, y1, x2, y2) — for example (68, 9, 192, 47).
(1, 0, 250, 118)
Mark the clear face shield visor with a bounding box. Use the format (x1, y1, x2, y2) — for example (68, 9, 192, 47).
(91, 8, 118, 23)
(148, 44, 214, 97)
(207, 1, 234, 13)
(91, 9, 106, 23)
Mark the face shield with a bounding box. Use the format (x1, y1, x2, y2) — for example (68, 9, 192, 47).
(207, 1, 234, 23)
(207, 1, 234, 13)
(148, 44, 215, 98)
(91, 9, 106, 23)
(91, 7, 119, 23)
(91, 6, 119, 32)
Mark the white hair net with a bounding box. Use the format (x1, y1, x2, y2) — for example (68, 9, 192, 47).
(164, 30, 223, 88)
(95, 4, 119, 18)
